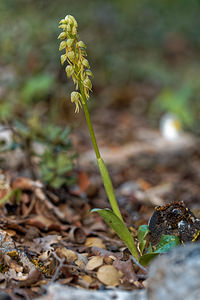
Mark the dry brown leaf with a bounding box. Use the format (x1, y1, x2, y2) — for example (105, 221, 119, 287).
(78, 171, 90, 192)
(97, 265, 121, 286)
(74, 258, 85, 268)
(34, 235, 62, 251)
(57, 247, 77, 263)
(0, 229, 15, 248)
(85, 256, 103, 271)
(81, 275, 93, 284)
(113, 259, 137, 283)
(85, 237, 106, 249)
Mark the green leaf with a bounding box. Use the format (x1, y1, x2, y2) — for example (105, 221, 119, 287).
(97, 158, 122, 221)
(51, 177, 66, 189)
(137, 225, 149, 254)
(139, 234, 180, 266)
(21, 73, 54, 103)
(145, 242, 153, 254)
(91, 208, 139, 261)
(139, 253, 158, 266)
(60, 126, 71, 141)
(155, 234, 180, 253)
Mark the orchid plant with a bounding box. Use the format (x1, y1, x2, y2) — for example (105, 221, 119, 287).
(58, 15, 181, 264)
(58, 14, 139, 261)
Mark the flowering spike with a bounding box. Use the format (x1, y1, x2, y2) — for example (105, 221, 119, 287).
(58, 14, 93, 112)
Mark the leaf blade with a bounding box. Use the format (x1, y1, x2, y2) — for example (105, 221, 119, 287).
(92, 208, 139, 261)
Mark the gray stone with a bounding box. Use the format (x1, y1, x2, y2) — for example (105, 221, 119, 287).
(38, 284, 147, 300)
(147, 243, 200, 300)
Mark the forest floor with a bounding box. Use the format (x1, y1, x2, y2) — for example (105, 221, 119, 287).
(0, 103, 200, 299)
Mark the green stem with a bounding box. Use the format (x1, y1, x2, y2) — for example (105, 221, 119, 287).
(79, 81, 123, 221)
(79, 85, 100, 159)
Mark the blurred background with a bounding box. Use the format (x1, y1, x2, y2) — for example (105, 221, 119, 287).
(1, 0, 200, 133)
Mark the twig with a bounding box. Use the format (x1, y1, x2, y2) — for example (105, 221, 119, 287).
(50, 252, 65, 283)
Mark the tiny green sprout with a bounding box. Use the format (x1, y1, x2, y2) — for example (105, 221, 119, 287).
(58, 14, 139, 261)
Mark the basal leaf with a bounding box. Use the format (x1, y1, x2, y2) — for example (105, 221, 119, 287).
(138, 224, 149, 254)
(155, 234, 180, 253)
(139, 253, 158, 266)
(139, 234, 180, 265)
(92, 208, 139, 261)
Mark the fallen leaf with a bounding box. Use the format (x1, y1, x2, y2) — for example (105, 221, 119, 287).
(78, 171, 90, 192)
(34, 235, 62, 251)
(113, 259, 137, 283)
(85, 237, 106, 249)
(85, 256, 103, 271)
(97, 265, 121, 286)
(57, 247, 77, 263)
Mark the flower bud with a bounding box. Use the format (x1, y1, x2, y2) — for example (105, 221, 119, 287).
(72, 26, 77, 36)
(59, 41, 67, 51)
(65, 15, 78, 28)
(83, 77, 92, 90)
(67, 51, 75, 61)
(77, 41, 86, 48)
(82, 58, 90, 68)
(58, 32, 67, 40)
(67, 24, 72, 33)
(65, 65, 74, 78)
(58, 24, 68, 30)
(59, 19, 67, 24)
(66, 38, 74, 48)
(65, 15, 73, 24)
(70, 16, 78, 27)
(60, 54, 67, 65)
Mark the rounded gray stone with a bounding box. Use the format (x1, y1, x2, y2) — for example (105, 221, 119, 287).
(147, 243, 200, 300)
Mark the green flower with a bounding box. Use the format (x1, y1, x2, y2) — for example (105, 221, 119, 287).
(71, 91, 82, 113)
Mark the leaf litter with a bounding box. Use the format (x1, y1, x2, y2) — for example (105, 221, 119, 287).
(0, 108, 200, 299)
